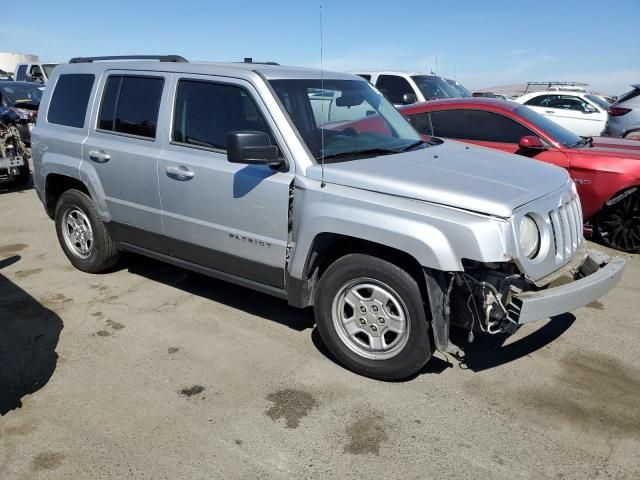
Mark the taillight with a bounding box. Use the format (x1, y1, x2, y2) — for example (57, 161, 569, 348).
(608, 107, 632, 116)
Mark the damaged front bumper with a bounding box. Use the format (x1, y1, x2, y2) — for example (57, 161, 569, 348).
(507, 250, 627, 324)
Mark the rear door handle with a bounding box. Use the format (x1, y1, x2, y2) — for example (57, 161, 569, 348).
(545, 110, 554, 114)
(166, 165, 195, 179)
(89, 150, 111, 163)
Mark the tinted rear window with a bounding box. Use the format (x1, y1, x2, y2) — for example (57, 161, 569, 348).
(47, 74, 95, 128)
(98, 75, 164, 138)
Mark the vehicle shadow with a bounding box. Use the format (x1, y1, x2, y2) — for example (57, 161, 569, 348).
(118, 254, 576, 378)
(123, 253, 315, 332)
(0, 255, 63, 415)
(0, 172, 34, 194)
(450, 313, 576, 372)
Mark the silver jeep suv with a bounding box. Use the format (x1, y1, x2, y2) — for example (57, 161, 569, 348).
(31, 55, 626, 380)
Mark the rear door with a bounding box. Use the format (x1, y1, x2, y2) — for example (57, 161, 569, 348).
(158, 75, 294, 288)
(83, 71, 169, 250)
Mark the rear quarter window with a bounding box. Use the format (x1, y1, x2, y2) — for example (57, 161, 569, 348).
(47, 74, 95, 128)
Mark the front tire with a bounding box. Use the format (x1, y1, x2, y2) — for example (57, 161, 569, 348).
(594, 190, 640, 253)
(314, 254, 433, 380)
(54, 189, 120, 272)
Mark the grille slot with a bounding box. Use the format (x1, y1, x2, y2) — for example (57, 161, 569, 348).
(547, 195, 582, 263)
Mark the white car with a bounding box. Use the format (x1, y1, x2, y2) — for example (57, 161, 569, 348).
(514, 91, 609, 136)
(353, 71, 463, 106)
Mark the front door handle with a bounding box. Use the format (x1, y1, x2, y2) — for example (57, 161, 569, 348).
(89, 150, 111, 163)
(166, 165, 195, 179)
(545, 110, 554, 114)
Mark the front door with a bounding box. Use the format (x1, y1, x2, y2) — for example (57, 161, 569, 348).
(158, 75, 294, 288)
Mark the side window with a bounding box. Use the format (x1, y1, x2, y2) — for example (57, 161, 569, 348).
(98, 75, 164, 138)
(172, 79, 274, 151)
(48, 74, 95, 128)
(407, 112, 433, 136)
(524, 95, 548, 107)
(15, 65, 27, 81)
(430, 109, 534, 143)
(429, 110, 468, 138)
(547, 95, 589, 112)
(375, 75, 413, 104)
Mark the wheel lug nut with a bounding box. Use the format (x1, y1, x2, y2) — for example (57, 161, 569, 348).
(359, 318, 366, 325)
(378, 317, 385, 324)
(370, 325, 378, 332)
(371, 305, 378, 312)
(360, 306, 367, 313)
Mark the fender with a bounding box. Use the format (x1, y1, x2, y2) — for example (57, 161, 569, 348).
(288, 178, 513, 280)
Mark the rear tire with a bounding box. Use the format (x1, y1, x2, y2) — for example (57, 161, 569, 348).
(54, 189, 120, 272)
(314, 254, 433, 381)
(594, 189, 640, 253)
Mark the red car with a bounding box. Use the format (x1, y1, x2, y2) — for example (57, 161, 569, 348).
(399, 98, 640, 253)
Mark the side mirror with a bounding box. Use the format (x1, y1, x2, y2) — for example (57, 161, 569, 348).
(518, 135, 545, 150)
(25, 73, 34, 82)
(402, 93, 417, 104)
(227, 131, 282, 166)
(583, 104, 597, 114)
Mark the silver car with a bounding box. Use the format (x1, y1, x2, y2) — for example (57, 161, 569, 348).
(31, 56, 626, 380)
(603, 84, 640, 140)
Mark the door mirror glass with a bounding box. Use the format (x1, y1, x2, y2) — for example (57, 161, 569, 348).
(402, 92, 417, 104)
(518, 135, 545, 150)
(227, 131, 282, 166)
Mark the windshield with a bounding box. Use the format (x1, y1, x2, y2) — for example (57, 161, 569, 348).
(514, 106, 582, 147)
(412, 75, 462, 100)
(585, 94, 610, 110)
(446, 79, 471, 97)
(0, 83, 43, 105)
(42, 64, 58, 78)
(269, 79, 422, 161)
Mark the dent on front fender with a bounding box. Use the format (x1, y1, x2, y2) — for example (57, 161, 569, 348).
(288, 179, 513, 278)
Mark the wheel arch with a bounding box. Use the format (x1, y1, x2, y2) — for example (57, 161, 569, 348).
(44, 173, 91, 219)
(286, 232, 430, 309)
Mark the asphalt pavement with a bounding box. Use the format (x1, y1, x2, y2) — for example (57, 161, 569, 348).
(1, 180, 639, 479)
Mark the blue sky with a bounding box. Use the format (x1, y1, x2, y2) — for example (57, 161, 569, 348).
(3, 0, 638, 94)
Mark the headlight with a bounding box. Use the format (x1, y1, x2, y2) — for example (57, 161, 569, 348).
(519, 215, 540, 259)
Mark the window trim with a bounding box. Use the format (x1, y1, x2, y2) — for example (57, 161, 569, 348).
(95, 73, 165, 142)
(169, 77, 282, 157)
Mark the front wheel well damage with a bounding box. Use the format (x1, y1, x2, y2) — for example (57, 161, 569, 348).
(44, 174, 90, 218)
(288, 233, 429, 307)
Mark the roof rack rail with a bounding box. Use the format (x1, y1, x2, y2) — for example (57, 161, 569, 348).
(242, 57, 280, 66)
(69, 55, 188, 64)
(523, 81, 588, 94)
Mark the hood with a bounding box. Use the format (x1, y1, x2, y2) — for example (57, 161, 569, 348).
(306, 140, 569, 217)
(586, 136, 640, 156)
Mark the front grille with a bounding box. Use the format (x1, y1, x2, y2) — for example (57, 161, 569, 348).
(548, 195, 583, 262)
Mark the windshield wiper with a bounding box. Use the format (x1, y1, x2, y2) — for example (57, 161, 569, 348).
(319, 147, 400, 161)
(398, 140, 426, 152)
